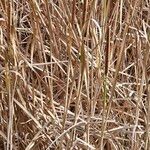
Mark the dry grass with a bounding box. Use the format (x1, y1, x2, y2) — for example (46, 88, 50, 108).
(0, 0, 150, 149)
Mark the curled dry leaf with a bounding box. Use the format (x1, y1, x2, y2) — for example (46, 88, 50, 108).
(0, 18, 6, 27)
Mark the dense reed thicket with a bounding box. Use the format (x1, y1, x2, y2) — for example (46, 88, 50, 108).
(0, 0, 150, 149)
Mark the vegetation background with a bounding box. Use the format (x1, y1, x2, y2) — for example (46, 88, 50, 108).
(0, 0, 150, 149)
